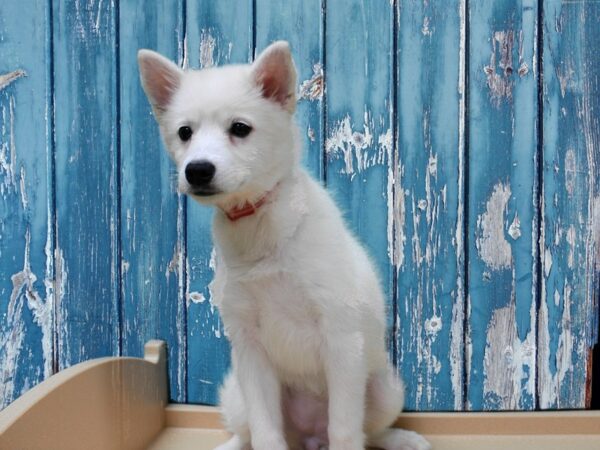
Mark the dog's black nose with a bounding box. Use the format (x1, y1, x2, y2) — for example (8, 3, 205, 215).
(185, 161, 216, 186)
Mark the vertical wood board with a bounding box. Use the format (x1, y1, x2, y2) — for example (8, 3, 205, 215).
(53, 0, 119, 368)
(539, 0, 599, 409)
(119, 1, 186, 402)
(0, 0, 53, 409)
(466, 0, 539, 411)
(396, 0, 465, 411)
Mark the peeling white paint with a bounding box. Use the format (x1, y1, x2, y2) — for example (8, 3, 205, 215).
(564, 148, 576, 196)
(0, 230, 52, 408)
(557, 66, 575, 99)
(422, 16, 432, 36)
(298, 63, 324, 101)
(476, 183, 512, 270)
(566, 225, 576, 269)
(593, 196, 600, 268)
(383, 126, 403, 269)
(544, 247, 553, 277)
(425, 315, 442, 337)
(187, 291, 206, 306)
(539, 283, 577, 409)
(18, 166, 28, 210)
(483, 31, 514, 107)
(199, 30, 216, 69)
(1, 96, 18, 196)
(165, 243, 181, 280)
(0, 69, 26, 91)
(54, 246, 68, 368)
(326, 112, 390, 178)
(508, 212, 521, 240)
(483, 300, 535, 410)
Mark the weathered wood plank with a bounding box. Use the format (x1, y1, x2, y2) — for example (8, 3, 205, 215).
(324, 0, 395, 370)
(539, 0, 599, 409)
(185, 0, 253, 405)
(255, 0, 324, 181)
(0, 0, 53, 409)
(53, 0, 119, 368)
(395, 0, 465, 411)
(467, 0, 539, 410)
(119, 1, 186, 402)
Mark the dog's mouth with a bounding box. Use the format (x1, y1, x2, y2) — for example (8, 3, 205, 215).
(190, 188, 220, 197)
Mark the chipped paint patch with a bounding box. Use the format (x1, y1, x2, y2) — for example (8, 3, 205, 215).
(483, 301, 535, 409)
(539, 283, 576, 408)
(593, 195, 600, 267)
(1, 96, 18, 196)
(422, 16, 432, 36)
(508, 212, 521, 240)
(187, 291, 206, 305)
(199, 30, 216, 69)
(425, 315, 443, 337)
(165, 242, 181, 279)
(1, 230, 52, 408)
(476, 183, 512, 270)
(326, 113, 384, 177)
(483, 31, 514, 107)
(564, 148, 576, 196)
(0, 70, 26, 91)
(566, 225, 576, 269)
(298, 63, 324, 101)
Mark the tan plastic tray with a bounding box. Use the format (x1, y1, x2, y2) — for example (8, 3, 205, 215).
(1, 340, 599, 450)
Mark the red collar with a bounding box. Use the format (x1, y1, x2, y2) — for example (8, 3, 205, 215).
(223, 190, 272, 221)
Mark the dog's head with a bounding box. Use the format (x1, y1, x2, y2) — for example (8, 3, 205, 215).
(138, 41, 299, 207)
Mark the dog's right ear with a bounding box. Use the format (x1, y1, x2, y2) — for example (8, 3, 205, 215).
(138, 49, 183, 116)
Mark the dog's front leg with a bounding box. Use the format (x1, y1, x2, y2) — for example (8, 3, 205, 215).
(231, 336, 287, 450)
(323, 331, 368, 450)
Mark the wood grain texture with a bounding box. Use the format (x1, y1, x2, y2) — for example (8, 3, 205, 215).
(0, 0, 53, 409)
(53, 0, 119, 369)
(119, 1, 186, 402)
(467, 0, 539, 411)
(395, 0, 465, 412)
(184, 0, 253, 405)
(539, 0, 599, 409)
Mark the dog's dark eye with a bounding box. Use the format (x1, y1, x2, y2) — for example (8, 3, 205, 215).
(178, 126, 193, 141)
(230, 122, 252, 138)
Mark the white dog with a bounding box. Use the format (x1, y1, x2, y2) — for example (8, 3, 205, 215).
(138, 41, 430, 450)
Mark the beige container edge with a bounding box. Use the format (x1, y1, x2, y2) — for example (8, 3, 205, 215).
(1, 340, 600, 450)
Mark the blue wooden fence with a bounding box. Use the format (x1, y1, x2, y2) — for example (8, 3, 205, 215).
(1, 0, 598, 412)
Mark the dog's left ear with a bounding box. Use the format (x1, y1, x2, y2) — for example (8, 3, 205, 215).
(252, 41, 297, 113)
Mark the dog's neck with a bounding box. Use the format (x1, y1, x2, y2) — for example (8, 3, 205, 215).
(212, 170, 308, 268)
(221, 186, 276, 222)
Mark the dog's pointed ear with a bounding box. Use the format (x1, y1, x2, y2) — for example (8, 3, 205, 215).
(252, 41, 297, 113)
(138, 49, 183, 116)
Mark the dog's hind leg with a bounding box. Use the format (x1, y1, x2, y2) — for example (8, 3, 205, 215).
(364, 365, 431, 450)
(217, 373, 251, 449)
(364, 365, 405, 435)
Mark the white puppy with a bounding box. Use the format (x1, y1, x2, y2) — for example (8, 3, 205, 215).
(138, 41, 430, 450)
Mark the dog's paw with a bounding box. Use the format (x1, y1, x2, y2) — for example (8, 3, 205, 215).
(368, 429, 431, 450)
(394, 430, 431, 450)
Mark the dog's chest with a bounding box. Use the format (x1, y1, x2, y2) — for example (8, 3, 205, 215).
(243, 274, 324, 382)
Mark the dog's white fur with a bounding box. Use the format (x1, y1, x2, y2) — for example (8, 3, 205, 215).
(138, 41, 430, 450)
